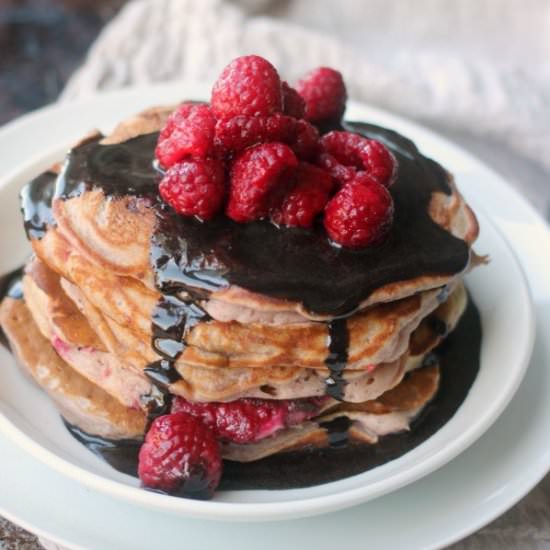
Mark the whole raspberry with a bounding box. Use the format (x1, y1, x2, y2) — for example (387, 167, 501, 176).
(324, 178, 394, 248)
(320, 131, 398, 187)
(271, 163, 333, 228)
(155, 103, 215, 168)
(282, 81, 306, 118)
(214, 114, 295, 155)
(226, 142, 298, 222)
(211, 55, 283, 119)
(289, 120, 320, 160)
(296, 67, 347, 124)
(159, 158, 225, 220)
(138, 412, 222, 499)
(172, 396, 326, 444)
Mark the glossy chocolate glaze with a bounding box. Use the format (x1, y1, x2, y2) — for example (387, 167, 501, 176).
(20, 171, 57, 240)
(63, 297, 481, 490)
(0, 267, 24, 349)
(42, 122, 470, 317)
(324, 319, 349, 400)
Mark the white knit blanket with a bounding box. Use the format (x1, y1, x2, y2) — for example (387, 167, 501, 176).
(54, 1, 550, 548)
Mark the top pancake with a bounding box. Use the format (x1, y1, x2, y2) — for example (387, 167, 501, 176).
(23, 105, 479, 320)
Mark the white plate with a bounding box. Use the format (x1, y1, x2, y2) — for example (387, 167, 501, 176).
(0, 85, 542, 529)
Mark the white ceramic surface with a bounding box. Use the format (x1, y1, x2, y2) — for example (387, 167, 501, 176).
(0, 86, 542, 531)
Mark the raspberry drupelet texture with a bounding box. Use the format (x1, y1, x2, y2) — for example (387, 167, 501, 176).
(214, 114, 296, 155)
(138, 412, 222, 499)
(289, 119, 320, 160)
(172, 396, 326, 444)
(324, 177, 395, 248)
(271, 163, 333, 228)
(211, 55, 283, 119)
(282, 81, 306, 118)
(159, 158, 225, 220)
(226, 142, 298, 222)
(155, 103, 215, 168)
(319, 131, 398, 188)
(296, 67, 347, 124)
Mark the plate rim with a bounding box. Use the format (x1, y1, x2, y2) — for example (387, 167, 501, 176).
(0, 85, 538, 522)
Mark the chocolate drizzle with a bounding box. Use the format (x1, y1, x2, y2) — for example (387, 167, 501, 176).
(144, 288, 210, 420)
(320, 416, 352, 447)
(20, 171, 57, 240)
(0, 266, 24, 349)
(40, 121, 470, 318)
(324, 319, 349, 400)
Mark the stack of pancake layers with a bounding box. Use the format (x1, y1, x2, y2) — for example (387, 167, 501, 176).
(0, 106, 480, 463)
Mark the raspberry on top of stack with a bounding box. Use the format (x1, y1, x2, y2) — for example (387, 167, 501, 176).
(157, 55, 395, 248)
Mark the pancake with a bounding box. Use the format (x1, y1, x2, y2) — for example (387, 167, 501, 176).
(21, 257, 465, 406)
(0, 296, 440, 462)
(0, 297, 145, 439)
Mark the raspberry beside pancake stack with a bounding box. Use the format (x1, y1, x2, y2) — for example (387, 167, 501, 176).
(0, 57, 483, 499)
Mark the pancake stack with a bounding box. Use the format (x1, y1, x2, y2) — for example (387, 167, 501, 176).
(0, 104, 480, 489)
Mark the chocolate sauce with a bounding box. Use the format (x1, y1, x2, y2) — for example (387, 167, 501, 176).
(64, 421, 142, 477)
(0, 266, 24, 349)
(144, 359, 183, 390)
(42, 122, 470, 317)
(324, 319, 349, 400)
(320, 416, 352, 447)
(145, 279, 210, 420)
(64, 297, 481, 490)
(20, 171, 57, 240)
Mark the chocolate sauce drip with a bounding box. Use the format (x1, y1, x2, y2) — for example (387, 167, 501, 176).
(146, 290, 210, 419)
(50, 121, 469, 316)
(64, 421, 142, 477)
(320, 416, 352, 447)
(144, 359, 183, 390)
(0, 266, 24, 349)
(0, 267, 24, 301)
(20, 171, 57, 240)
(324, 319, 349, 400)
(68, 297, 481, 490)
(151, 295, 209, 360)
(140, 384, 172, 422)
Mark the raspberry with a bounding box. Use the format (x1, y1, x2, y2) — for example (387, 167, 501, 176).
(226, 142, 298, 222)
(271, 163, 333, 228)
(159, 158, 225, 221)
(138, 412, 222, 499)
(211, 55, 283, 119)
(324, 178, 394, 248)
(155, 103, 215, 168)
(172, 396, 326, 444)
(282, 81, 306, 118)
(296, 67, 347, 124)
(214, 114, 295, 155)
(318, 152, 357, 186)
(289, 120, 320, 161)
(320, 131, 398, 187)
